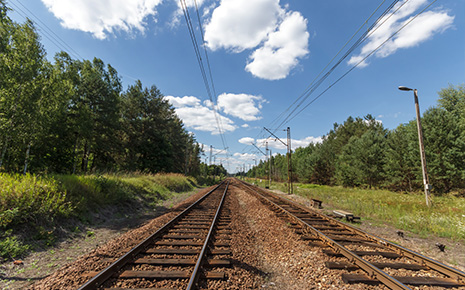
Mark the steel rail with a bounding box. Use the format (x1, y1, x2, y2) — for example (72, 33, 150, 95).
(78, 181, 226, 290)
(239, 181, 410, 290)
(249, 182, 465, 285)
(187, 180, 230, 289)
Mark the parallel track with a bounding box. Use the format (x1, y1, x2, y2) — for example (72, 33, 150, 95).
(78, 180, 231, 290)
(238, 179, 465, 289)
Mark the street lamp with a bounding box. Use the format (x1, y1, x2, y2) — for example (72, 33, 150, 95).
(398, 86, 432, 207)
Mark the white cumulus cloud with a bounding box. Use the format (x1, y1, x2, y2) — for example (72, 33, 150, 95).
(218, 93, 266, 121)
(256, 135, 322, 150)
(238, 137, 255, 145)
(41, 0, 162, 39)
(204, 0, 309, 80)
(348, 0, 454, 67)
(245, 11, 309, 80)
(165, 95, 237, 135)
(204, 0, 281, 52)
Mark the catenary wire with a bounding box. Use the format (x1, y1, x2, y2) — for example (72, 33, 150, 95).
(286, 0, 438, 124)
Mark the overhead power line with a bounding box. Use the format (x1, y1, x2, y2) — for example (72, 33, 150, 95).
(285, 0, 438, 124)
(272, 0, 405, 133)
(242, 0, 402, 155)
(179, 0, 230, 161)
(9, 0, 83, 60)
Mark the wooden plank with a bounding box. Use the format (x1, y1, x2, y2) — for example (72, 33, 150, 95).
(156, 240, 203, 246)
(326, 235, 371, 243)
(120, 270, 190, 279)
(133, 258, 230, 267)
(144, 248, 231, 255)
(163, 234, 204, 239)
(178, 221, 211, 225)
(301, 235, 320, 241)
(134, 258, 196, 265)
(145, 248, 198, 255)
(210, 249, 232, 255)
(119, 270, 225, 279)
(326, 261, 427, 271)
(323, 249, 400, 259)
(173, 225, 209, 229)
(341, 274, 465, 287)
(321, 230, 355, 235)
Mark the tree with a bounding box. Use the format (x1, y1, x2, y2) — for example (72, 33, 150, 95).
(0, 17, 48, 172)
(384, 124, 417, 191)
(422, 107, 465, 193)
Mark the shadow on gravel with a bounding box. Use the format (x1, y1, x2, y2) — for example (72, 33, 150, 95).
(230, 258, 269, 277)
(0, 274, 47, 282)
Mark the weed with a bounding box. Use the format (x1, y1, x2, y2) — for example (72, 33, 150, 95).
(86, 231, 94, 237)
(0, 230, 30, 259)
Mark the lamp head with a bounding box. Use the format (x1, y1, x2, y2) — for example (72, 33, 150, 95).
(398, 86, 414, 91)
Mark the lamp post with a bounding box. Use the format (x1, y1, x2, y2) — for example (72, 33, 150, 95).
(398, 86, 432, 207)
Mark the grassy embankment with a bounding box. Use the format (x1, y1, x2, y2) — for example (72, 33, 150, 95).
(0, 173, 198, 260)
(248, 178, 465, 241)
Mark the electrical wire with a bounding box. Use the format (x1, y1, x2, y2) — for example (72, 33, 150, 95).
(286, 0, 438, 123)
(9, 0, 83, 60)
(242, 0, 401, 154)
(179, 0, 230, 163)
(273, 0, 405, 133)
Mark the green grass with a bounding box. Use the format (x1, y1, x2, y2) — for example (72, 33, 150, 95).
(248, 178, 465, 241)
(0, 172, 198, 259)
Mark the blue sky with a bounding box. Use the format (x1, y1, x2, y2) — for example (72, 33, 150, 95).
(8, 0, 464, 173)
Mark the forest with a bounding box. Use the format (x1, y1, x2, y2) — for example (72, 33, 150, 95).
(249, 84, 465, 194)
(0, 3, 209, 176)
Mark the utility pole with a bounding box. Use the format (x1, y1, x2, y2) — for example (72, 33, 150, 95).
(269, 147, 272, 189)
(264, 127, 293, 194)
(253, 159, 257, 183)
(209, 145, 213, 166)
(252, 142, 267, 186)
(287, 127, 293, 194)
(399, 86, 432, 207)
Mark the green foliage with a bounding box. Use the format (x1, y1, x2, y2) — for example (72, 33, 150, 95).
(293, 183, 465, 240)
(0, 172, 198, 259)
(0, 230, 30, 259)
(0, 173, 73, 228)
(0, 5, 203, 176)
(250, 87, 465, 195)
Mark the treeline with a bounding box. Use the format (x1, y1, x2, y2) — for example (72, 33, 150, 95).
(249, 85, 465, 194)
(0, 4, 202, 175)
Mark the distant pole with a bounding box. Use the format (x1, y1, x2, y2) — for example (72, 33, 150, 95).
(254, 159, 257, 183)
(209, 145, 212, 166)
(269, 148, 272, 188)
(287, 127, 293, 194)
(266, 142, 270, 188)
(264, 127, 291, 194)
(399, 86, 432, 207)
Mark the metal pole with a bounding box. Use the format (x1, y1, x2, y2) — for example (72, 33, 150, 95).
(209, 145, 212, 166)
(413, 89, 431, 207)
(287, 127, 293, 194)
(269, 149, 272, 188)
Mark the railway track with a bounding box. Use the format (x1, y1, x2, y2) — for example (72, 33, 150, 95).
(78, 180, 232, 290)
(237, 179, 465, 290)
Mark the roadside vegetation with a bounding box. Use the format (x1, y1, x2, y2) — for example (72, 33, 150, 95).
(0, 4, 228, 262)
(0, 173, 198, 260)
(249, 84, 465, 195)
(249, 178, 465, 241)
